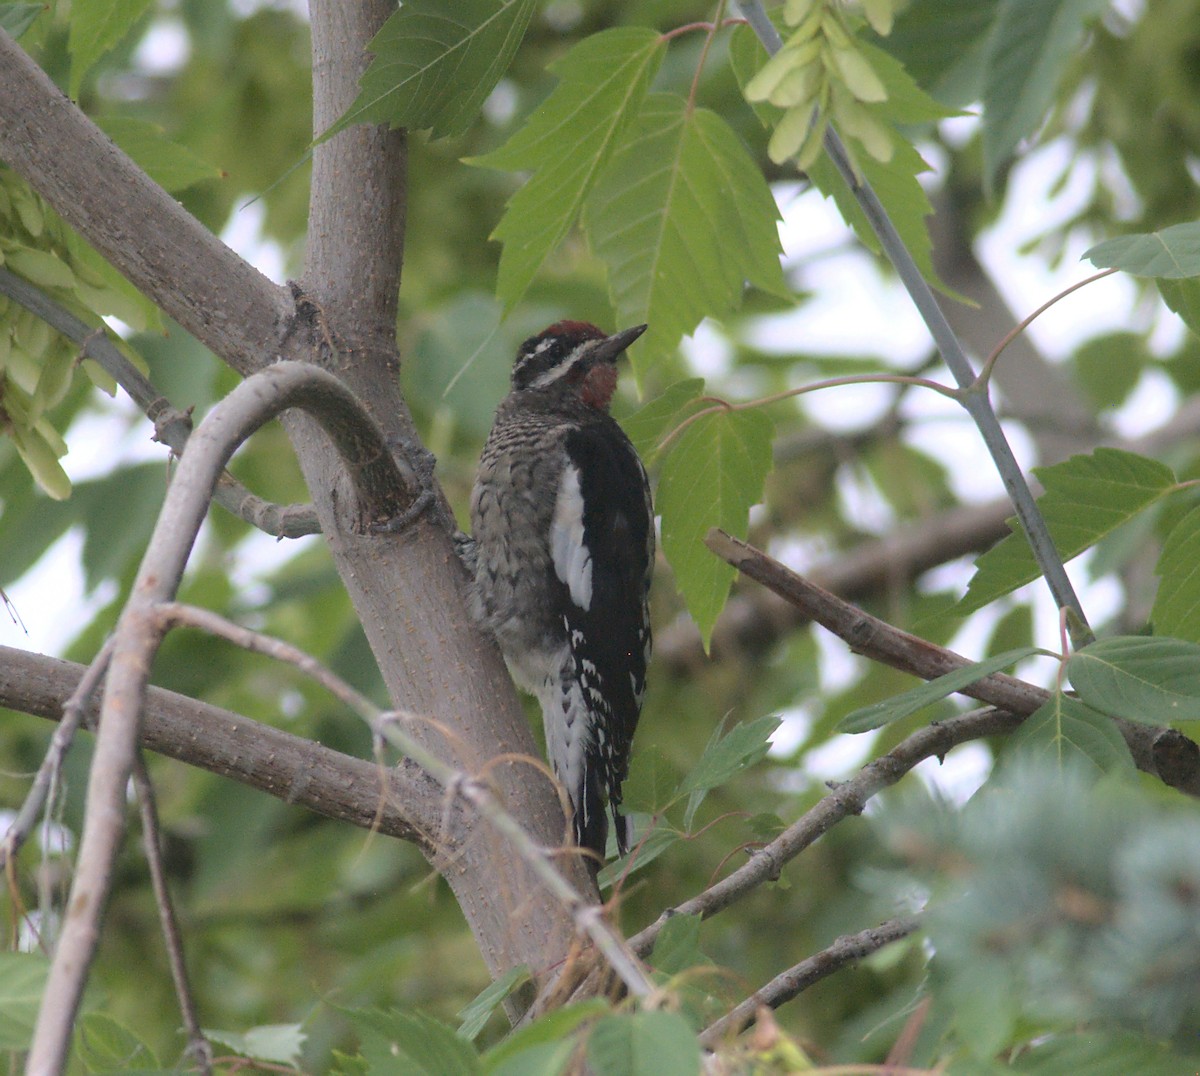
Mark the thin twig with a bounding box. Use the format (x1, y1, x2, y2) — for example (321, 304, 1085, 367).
(705, 528, 1200, 797)
(630, 705, 1018, 959)
(976, 268, 1118, 387)
(699, 915, 920, 1045)
(658, 372, 958, 455)
(736, 0, 1092, 645)
(154, 603, 654, 1000)
(131, 755, 213, 1075)
(28, 361, 414, 1073)
(0, 266, 320, 539)
(0, 640, 114, 872)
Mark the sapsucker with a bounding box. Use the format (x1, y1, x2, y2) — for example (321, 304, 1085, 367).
(465, 321, 653, 862)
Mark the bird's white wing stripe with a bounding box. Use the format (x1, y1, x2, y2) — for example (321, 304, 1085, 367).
(550, 462, 592, 611)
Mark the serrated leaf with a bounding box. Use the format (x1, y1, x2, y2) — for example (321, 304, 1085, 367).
(1007, 692, 1134, 776)
(1085, 222, 1200, 279)
(1067, 635, 1200, 725)
(68, 0, 155, 98)
(481, 1001, 607, 1073)
(1152, 504, 1200, 643)
(1072, 332, 1148, 411)
(657, 408, 774, 646)
(804, 47, 961, 298)
(0, 951, 48, 1050)
(0, 4, 44, 38)
(327, 0, 535, 141)
(456, 965, 530, 1042)
(883, 0, 1001, 107)
(1012, 1030, 1200, 1075)
(981, 0, 1110, 185)
(838, 646, 1044, 733)
(1158, 276, 1200, 338)
(621, 745, 677, 813)
(96, 116, 222, 192)
(343, 1008, 479, 1076)
(597, 824, 679, 890)
(75, 1013, 161, 1072)
(585, 95, 787, 375)
(677, 714, 781, 799)
(586, 1011, 700, 1076)
(204, 1024, 306, 1065)
(622, 378, 705, 462)
(959, 448, 1177, 615)
(649, 914, 708, 976)
(471, 27, 664, 308)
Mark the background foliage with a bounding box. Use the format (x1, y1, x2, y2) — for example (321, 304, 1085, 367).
(3, 0, 1200, 1071)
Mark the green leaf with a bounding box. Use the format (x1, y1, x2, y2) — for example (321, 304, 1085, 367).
(621, 745, 678, 814)
(0, 951, 48, 1050)
(204, 1024, 306, 1065)
(481, 1000, 607, 1073)
(1007, 692, 1135, 776)
(959, 448, 1178, 614)
(597, 824, 679, 890)
(806, 55, 961, 299)
(457, 965, 530, 1042)
(96, 117, 222, 192)
(1012, 1030, 1200, 1075)
(1071, 331, 1149, 411)
(677, 714, 781, 800)
(621, 378, 706, 463)
(1085, 222, 1200, 279)
(1152, 504, 1200, 643)
(343, 1008, 479, 1076)
(471, 27, 664, 308)
(336, 0, 536, 139)
(586, 1011, 700, 1076)
(657, 408, 774, 647)
(1158, 275, 1200, 337)
(838, 646, 1044, 733)
(878, 0, 1002, 108)
(1067, 635, 1200, 725)
(981, 0, 1110, 185)
(75, 1013, 161, 1074)
(68, 0, 155, 98)
(649, 914, 708, 976)
(584, 96, 788, 369)
(0, 4, 44, 38)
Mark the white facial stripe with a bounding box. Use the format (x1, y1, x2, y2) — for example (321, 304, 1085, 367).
(529, 343, 590, 389)
(550, 462, 593, 611)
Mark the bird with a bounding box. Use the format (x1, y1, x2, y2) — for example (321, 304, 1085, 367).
(463, 320, 653, 863)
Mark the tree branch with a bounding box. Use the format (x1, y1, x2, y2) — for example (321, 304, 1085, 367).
(28, 361, 415, 1071)
(0, 265, 320, 538)
(0, 644, 435, 843)
(738, 0, 1090, 639)
(131, 756, 213, 1075)
(700, 915, 920, 1046)
(706, 528, 1200, 797)
(0, 29, 289, 376)
(630, 706, 1019, 959)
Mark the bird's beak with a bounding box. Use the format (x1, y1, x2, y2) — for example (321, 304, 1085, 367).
(589, 323, 648, 365)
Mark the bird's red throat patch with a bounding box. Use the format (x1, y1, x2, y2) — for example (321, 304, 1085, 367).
(580, 362, 618, 410)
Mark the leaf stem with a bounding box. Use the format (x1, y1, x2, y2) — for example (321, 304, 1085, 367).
(737, 0, 1094, 645)
(686, 2, 730, 112)
(976, 267, 1119, 388)
(659, 372, 958, 454)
